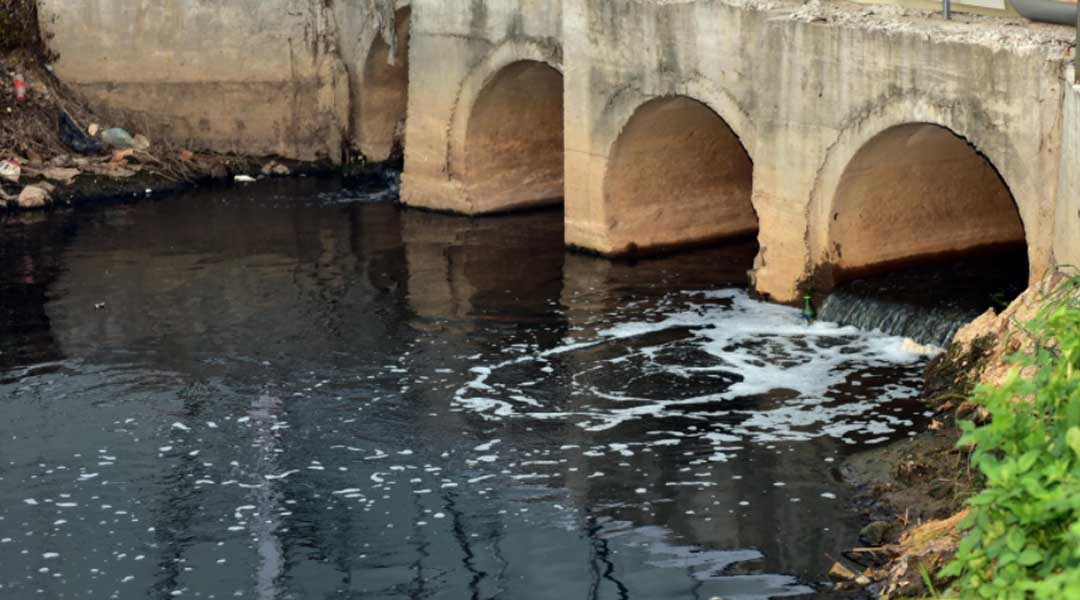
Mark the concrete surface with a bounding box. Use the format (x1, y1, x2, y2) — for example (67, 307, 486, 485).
(38, 0, 1080, 303)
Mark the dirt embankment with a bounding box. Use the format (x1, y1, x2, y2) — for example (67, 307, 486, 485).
(1, 7, 336, 213)
(834, 274, 1070, 598)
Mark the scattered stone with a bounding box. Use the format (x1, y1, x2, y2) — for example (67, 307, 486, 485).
(828, 561, 858, 582)
(17, 185, 49, 209)
(261, 160, 291, 176)
(209, 162, 229, 179)
(902, 338, 942, 356)
(42, 167, 80, 185)
(860, 520, 898, 547)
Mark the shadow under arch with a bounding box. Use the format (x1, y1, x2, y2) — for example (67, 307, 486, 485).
(811, 121, 1027, 288)
(446, 42, 564, 214)
(807, 94, 1047, 291)
(601, 94, 756, 256)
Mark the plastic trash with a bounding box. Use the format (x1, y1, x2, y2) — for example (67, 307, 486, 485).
(234, 175, 257, 183)
(100, 128, 137, 150)
(0, 159, 21, 183)
(58, 112, 104, 155)
(14, 74, 25, 102)
(17, 185, 49, 209)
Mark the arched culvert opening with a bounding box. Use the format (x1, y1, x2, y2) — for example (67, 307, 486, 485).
(463, 60, 564, 214)
(819, 123, 1029, 346)
(604, 96, 756, 256)
(360, 7, 411, 163)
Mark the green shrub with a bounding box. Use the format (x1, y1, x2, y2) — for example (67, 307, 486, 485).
(0, 0, 39, 51)
(942, 275, 1080, 598)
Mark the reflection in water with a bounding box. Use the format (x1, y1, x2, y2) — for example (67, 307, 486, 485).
(0, 177, 929, 599)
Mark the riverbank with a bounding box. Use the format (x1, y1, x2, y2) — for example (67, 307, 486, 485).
(0, 48, 342, 212)
(838, 272, 1077, 598)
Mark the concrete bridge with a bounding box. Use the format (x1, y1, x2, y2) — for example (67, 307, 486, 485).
(40, 0, 1080, 303)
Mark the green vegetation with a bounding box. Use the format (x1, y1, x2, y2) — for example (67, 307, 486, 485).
(0, 0, 39, 51)
(942, 275, 1080, 598)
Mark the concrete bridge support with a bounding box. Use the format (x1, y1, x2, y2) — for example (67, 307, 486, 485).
(398, 1, 564, 214)
(37, 0, 1080, 305)
(554, 0, 1068, 303)
(400, 0, 1074, 303)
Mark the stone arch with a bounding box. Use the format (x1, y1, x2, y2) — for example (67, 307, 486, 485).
(809, 98, 1042, 288)
(358, 6, 411, 162)
(447, 42, 563, 214)
(601, 93, 756, 255)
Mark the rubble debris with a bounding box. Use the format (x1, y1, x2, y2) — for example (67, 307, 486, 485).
(828, 561, 859, 582)
(16, 183, 48, 208)
(110, 148, 134, 163)
(261, 160, 291, 176)
(82, 161, 138, 178)
(41, 166, 79, 184)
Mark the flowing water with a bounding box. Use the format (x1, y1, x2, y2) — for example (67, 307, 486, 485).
(1, 177, 935, 599)
(819, 250, 1028, 348)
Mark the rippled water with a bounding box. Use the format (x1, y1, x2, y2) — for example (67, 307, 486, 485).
(0, 177, 931, 599)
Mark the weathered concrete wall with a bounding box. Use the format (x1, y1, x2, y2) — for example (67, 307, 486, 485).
(332, 0, 412, 162)
(399, 0, 563, 213)
(1055, 71, 1080, 271)
(39, 0, 1079, 305)
(38, 0, 353, 162)
(557, 0, 1071, 302)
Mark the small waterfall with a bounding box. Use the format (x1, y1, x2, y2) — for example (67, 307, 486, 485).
(819, 290, 980, 348)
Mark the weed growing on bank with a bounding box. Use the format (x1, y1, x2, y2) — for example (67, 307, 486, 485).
(942, 275, 1080, 598)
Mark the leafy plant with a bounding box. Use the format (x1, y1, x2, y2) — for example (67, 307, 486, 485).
(941, 275, 1080, 598)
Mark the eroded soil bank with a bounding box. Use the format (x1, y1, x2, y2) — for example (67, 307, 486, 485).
(0, 47, 345, 212)
(838, 275, 1071, 598)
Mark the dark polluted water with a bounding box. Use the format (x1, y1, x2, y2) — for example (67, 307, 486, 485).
(0, 177, 933, 599)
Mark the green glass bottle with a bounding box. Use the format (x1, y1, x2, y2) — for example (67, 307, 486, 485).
(802, 293, 817, 325)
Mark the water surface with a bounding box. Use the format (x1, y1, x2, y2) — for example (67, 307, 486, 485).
(0, 177, 931, 599)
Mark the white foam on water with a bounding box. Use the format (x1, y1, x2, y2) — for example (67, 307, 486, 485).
(452, 289, 927, 456)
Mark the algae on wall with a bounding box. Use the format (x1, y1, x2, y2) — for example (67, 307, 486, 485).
(0, 0, 39, 50)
